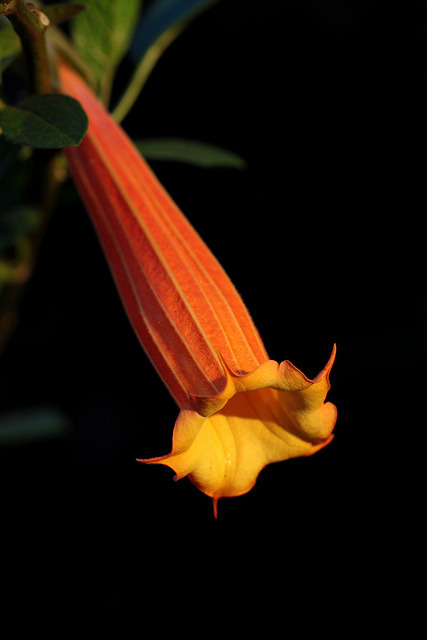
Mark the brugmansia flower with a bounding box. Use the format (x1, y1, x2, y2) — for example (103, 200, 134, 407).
(59, 60, 337, 517)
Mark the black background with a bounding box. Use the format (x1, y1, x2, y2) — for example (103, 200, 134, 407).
(1, 0, 424, 624)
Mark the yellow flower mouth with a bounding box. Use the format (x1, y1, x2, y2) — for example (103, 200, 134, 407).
(140, 345, 337, 511)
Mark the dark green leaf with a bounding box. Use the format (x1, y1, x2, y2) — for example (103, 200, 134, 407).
(136, 137, 247, 169)
(0, 94, 88, 148)
(71, 0, 142, 104)
(130, 0, 220, 61)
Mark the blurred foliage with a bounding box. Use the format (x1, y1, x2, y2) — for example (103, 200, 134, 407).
(130, 0, 219, 61)
(0, 149, 42, 295)
(112, 0, 220, 122)
(0, 404, 71, 446)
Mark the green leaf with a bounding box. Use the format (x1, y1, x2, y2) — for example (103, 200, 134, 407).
(113, 0, 221, 122)
(0, 94, 88, 148)
(0, 20, 21, 73)
(136, 137, 247, 169)
(71, 0, 142, 104)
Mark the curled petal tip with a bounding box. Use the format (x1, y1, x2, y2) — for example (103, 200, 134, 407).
(317, 343, 337, 382)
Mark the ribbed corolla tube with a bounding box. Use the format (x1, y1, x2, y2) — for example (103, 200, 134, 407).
(58, 60, 337, 516)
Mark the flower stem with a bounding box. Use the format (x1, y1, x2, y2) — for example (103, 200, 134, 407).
(0, 0, 51, 94)
(112, 28, 178, 123)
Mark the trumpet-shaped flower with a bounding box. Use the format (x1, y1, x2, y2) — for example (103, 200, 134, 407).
(59, 60, 337, 516)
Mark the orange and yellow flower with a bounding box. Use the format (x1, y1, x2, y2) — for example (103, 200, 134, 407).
(59, 60, 337, 516)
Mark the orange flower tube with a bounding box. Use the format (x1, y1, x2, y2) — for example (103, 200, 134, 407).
(58, 60, 337, 516)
